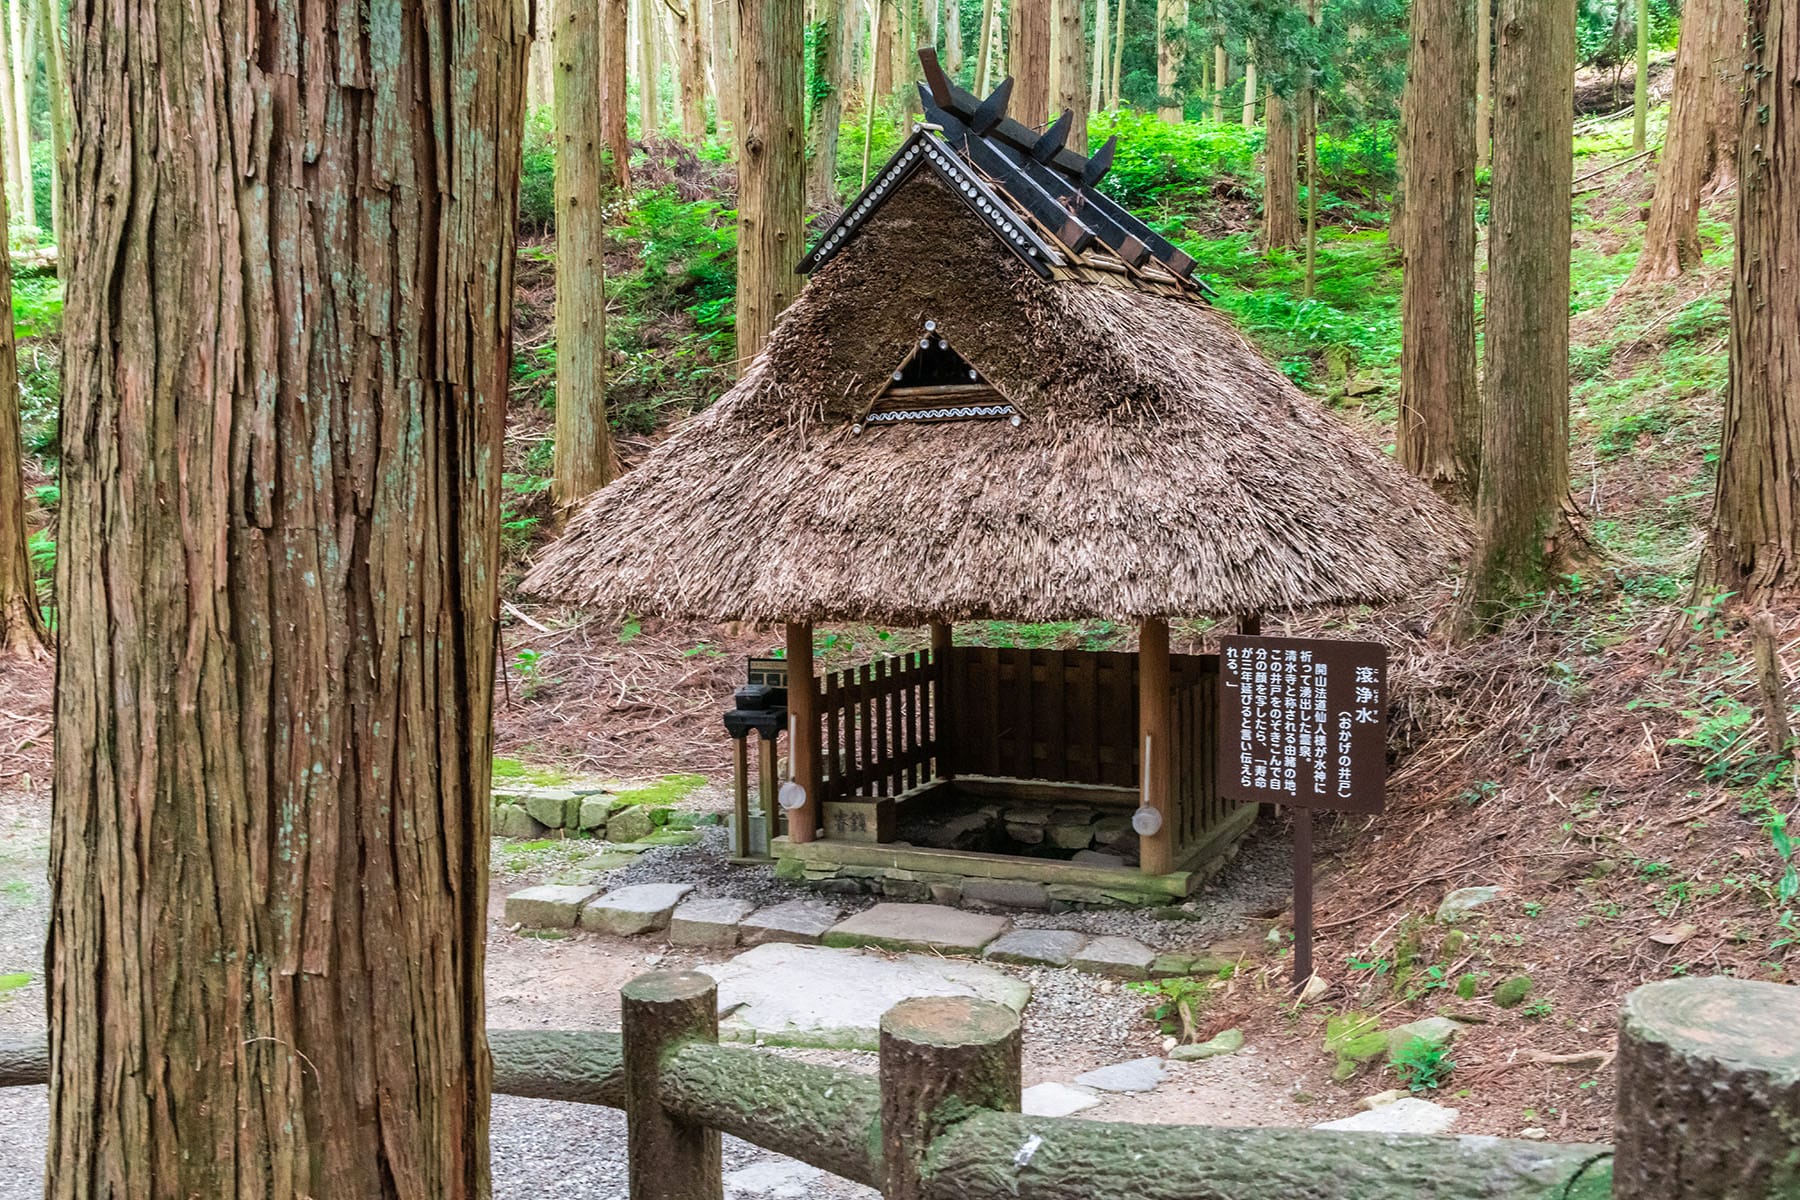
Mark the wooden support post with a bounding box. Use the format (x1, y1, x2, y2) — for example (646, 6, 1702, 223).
(785, 621, 820, 843)
(1138, 617, 1173, 875)
(622, 971, 723, 1200)
(730, 734, 751, 859)
(756, 731, 778, 855)
(879, 996, 1021, 1200)
(930, 619, 954, 779)
(1613, 977, 1800, 1199)
(1238, 612, 1262, 637)
(1293, 807, 1314, 990)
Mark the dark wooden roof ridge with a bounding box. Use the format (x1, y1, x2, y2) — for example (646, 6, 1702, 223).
(798, 50, 1212, 299)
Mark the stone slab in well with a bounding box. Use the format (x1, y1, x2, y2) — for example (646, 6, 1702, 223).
(579, 883, 696, 936)
(700, 942, 1032, 1050)
(821, 902, 1011, 955)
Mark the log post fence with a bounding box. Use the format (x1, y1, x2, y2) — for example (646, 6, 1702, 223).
(6, 975, 1799, 1198)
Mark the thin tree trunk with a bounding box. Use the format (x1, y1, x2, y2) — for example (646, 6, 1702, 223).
(1109, 0, 1126, 107)
(946, 0, 962, 75)
(1399, 0, 1479, 495)
(1706, 0, 1800, 599)
(975, 0, 996, 91)
(1263, 88, 1300, 250)
(637, 0, 661, 136)
(1457, 0, 1576, 635)
(48, 0, 524, 1192)
(1090, 0, 1106, 114)
(863, 0, 884, 185)
(737, 0, 805, 361)
(808, 0, 849, 205)
(675, 0, 707, 138)
(1053, 0, 1085, 145)
(709, 0, 737, 133)
(554, 0, 618, 510)
(1476, 0, 1490, 171)
(1154, 0, 1184, 122)
(32, 0, 67, 253)
(602, 0, 631, 186)
(530, 0, 555, 107)
(1632, 0, 1649, 151)
(1009, 0, 1051, 125)
(5, 0, 30, 230)
(1212, 38, 1225, 122)
(0, 5, 19, 227)
(1241, 48, 1256, 127)
(892, 0, 915, 137)
(1300, 0, 1320, 289)
(1631, 0, 1742, 282)
(0, 180, 43, 661)
(874, 0, 896, 95)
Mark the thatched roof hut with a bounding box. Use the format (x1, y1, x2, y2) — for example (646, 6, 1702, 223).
(522, 56, 1464, 901)
(525, 64, 1461, 626)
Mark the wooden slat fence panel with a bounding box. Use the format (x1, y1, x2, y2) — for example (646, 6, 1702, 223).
(816, 649, 942, 804)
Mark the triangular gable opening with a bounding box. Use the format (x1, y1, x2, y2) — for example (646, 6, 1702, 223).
(853, 320, 1021, 433)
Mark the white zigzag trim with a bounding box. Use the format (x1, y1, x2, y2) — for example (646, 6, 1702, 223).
(865, 403, 1016, 423)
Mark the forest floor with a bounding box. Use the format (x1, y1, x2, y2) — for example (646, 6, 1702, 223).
(1, 99, 1795, 1181)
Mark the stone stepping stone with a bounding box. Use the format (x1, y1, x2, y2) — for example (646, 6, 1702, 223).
(739, 899, 844, 946)
(1314, 1097, 1459, 1135)
(504, 884, 604, 929)
(699, 942, 1030, 1050)
(961, 879, 1050, 909)
(983, 928, 1089, 968)
(1071, 935, 1157, 980)
(823, 902, 1011, 955)
(670, 897, 757, 949)
(1022, 1081, 1102, 1117)
(579, 883, 696, 936)
(1073, 1056, 1167, 1093)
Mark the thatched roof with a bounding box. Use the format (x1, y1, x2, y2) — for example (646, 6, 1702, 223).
(525, 157, 1463, 626)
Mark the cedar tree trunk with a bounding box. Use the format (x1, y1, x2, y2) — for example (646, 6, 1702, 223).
(1263, 87, 1301, 250)
(1212, 39, 1226, 123)
(602, 0, 631, 187)
(33, 0, 69, 252)
(807, 0, 850, 207)
(1476, 0, 1490, 170)
(1053, 0, 1086, 145)
(1457, 0, 1576, 634)
(710, 0, 737, 132)
(637, 0, 662, 137)
(0, 180, 44, 661)
(1632, 0, 1742, 283)
(736, 0, 805, 361)
(554, 0, 619, 510)
(47, 0, 525, 1195)
(1398, 0, 1480, 494)
(675, 0, 708, 139)
(1707, 0, 1800, 598)
(1009, 0, 1051, 125)
(5, 0, 31, 230)
(1154, 0, 1185, 122)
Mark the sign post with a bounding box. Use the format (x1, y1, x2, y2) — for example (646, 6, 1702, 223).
(1216, 635, 1388, 991)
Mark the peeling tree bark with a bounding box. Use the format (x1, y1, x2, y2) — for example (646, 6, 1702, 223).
(1457, 0, 1575, 634)
(1398, 0, 1479, 495)
(0, 182, 44, 661)
(1707, 0, 1800, 599)
(47, 0, 526, 1193)
(1631, 0, 1743, 283)
(1154, 0, 1185, 123)
(807, 0, 851, 207)
(736, 0, 806, 361)
(1008, 0, 1051, 126)
(1052, 0, 1086, 145)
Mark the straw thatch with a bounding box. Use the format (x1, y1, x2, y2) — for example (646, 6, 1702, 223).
(525, 171, 1465, 625)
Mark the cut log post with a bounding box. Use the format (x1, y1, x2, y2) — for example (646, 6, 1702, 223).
(1613, 977, 1800, 1199)
(880, 996, 1021, 1200)
(622, 971, 723, 1200)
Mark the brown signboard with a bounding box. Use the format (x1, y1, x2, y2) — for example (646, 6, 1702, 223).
(1217, 635, 1388, 815)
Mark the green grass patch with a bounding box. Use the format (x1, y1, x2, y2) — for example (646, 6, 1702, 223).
(0, 972, 31, 1002)
(492, 757, 573, 787)
(614, 773, 708, 807)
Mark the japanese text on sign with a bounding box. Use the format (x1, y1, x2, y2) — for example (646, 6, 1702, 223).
(1216, 635, 1388, 815)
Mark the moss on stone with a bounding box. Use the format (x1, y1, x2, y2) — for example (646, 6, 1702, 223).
(1494, 975, 1535, 1008)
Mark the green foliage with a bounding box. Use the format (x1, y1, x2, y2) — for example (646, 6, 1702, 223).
(1128, 976, 1214, 1037)
(510, 648, 556, 700)
(613, 773, 708, 807)
(492, 757, 573, 786)
(519, 106, 558, 233)
(1390, 1034, 1455, 1092)
(1324, 1011, 1387, 1080)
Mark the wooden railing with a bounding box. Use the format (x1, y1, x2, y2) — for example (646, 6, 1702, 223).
(6, 973, 1800, 1199)
(816, 649, 942, 803)
(1171, 666, 1235, 850)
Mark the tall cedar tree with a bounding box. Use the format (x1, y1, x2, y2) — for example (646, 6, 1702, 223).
(675, 0, 707, 138)
(1632, 0, 1742, 282)
(807, 0, 851, 206)
(1054, 0, 1088, 145)
(603, 0, 631, 187)
(1156, 0, 1186, 122)
(1263, 87, 1301, 250)
(554, 0, 619, 509)
(637, 0, 661, 136)
(1458, 0, 1576, 634)
(1010, 0, 1052, 125)
(48, 0, 525, 1194)
(737, 0, 806, 360)
(1708, 0, 1800, 597)
(0, 180, 45, 661)
(1398, 0, 1479, 494)
(711, 0, 738, 131)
